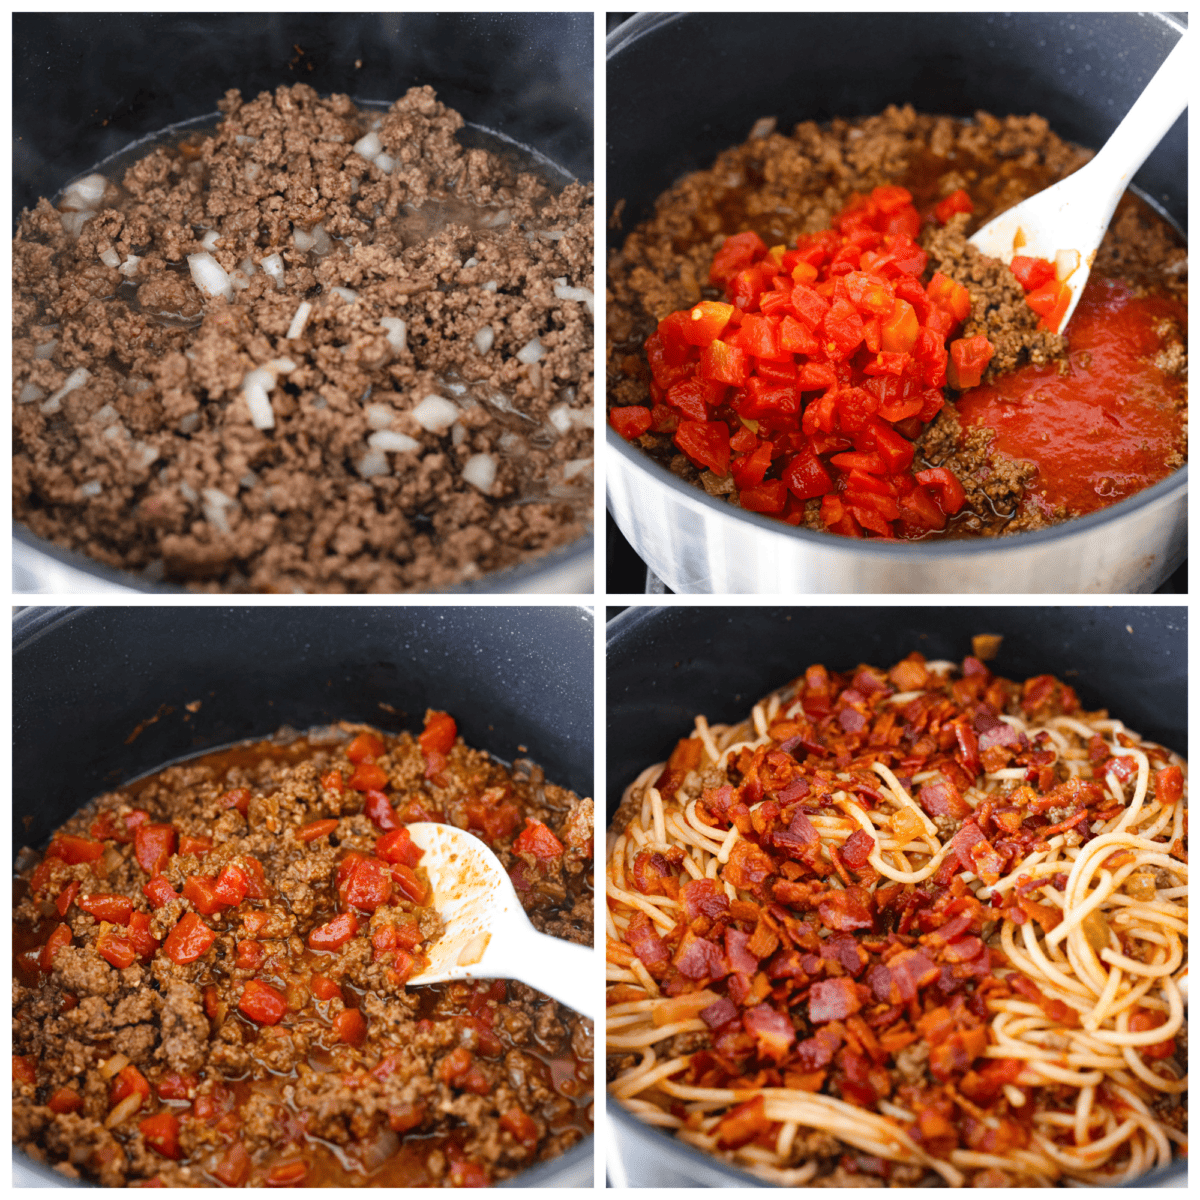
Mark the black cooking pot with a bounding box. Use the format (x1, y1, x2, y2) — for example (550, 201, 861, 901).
(606, 12, 1187, 594)
(12, 604, 594, 1188)
(606, 604, 1186, 1188)
(12, 11, 594, 594)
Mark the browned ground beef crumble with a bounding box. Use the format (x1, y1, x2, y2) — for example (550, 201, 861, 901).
(607, 105, 1187, 536)
(14, 83, 594, 592)
(14, 722, 593, 1186)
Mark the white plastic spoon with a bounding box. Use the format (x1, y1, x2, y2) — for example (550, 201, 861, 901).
(405, 821, 596, 1020)
(968, 30, 1189, 333)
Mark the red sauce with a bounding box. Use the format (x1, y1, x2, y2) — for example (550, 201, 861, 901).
(955, 277, 1186, 519)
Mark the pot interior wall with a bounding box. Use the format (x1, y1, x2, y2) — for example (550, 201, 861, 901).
(607, 605, 1186, 820)
(14, 606, 593, 855)
(607, 12, 1185, 251)
(15, 11, 592, 217)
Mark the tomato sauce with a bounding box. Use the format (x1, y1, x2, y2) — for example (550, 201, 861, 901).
(956, 277, 1186, 520)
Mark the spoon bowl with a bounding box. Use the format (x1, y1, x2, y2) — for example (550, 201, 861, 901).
(406, 821, 596, 1020)
(968, 30, 1188, 333)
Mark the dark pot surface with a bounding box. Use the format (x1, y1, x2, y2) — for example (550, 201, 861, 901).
(13, 604, 594, 1188)
(606, 604, 1187, 1188)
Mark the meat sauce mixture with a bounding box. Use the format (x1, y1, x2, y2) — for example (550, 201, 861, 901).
(14, 83, 594, 591)
(13, 714, 594, 1186)
(607, 106, 1186, 538)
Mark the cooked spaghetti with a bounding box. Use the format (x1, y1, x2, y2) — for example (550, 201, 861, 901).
(606, 652, 1187, 1186)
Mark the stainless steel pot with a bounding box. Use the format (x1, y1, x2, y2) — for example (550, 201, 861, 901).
(13, 12, 594, 596)
(606, 604, 1187, 1187)
(606, 12, 1187, 594)
(13, 604, 595, 1187)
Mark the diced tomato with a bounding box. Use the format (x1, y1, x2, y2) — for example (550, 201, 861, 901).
(134, 824, 177, 875)
(933, 188, 974, 224)
(419, 711, 457, 757)
(880, 299, 919, 353)
(439, 1047, 474, 1086)
(448, 1158, 490, 1188)
(48, 1086, 84, 1114)
(363, 790, 399, 831)
(127, 912, 160, 961)
(674, 420, 730, 476)
(297, 818, 339, 843)
(710, 230, 768, 286)
(162, 912, 217, 965)
(1024, 277, 1072, 333)
(178, 834, 213, 857)
(1155, 764, 1184, 804)
(346, 732, 385, 762)
(916, 468, 967, 516)
(500, 1105, 539, 1148)
(182, 875, 224, 916)
(699, 340, 749, 387)
(947, 335, 995, 390)
(13, 1055, 37, 1086)
(512, 818, 565, 861)
(213, 1142, 252, 1188)
(1009, 255, 1057, 292)
(219, 788, 252, 815)
(311, 972, 344, 1002)
(321, 770, 345, 795)
(156, 1072, 199, 1101)
(265, 1160, 309, 1187)
(90, 809, 149, 843)
(235, 939, 266, 970)
(307, 911, 360, 952)
(739, 479, 788, 513)
(239, 979, 288, 1025)
(143, 875, 179, 909)
(339, 857, 393, 912)
(464, 796, 522, 844)
(96, 926, 137, 970)
(332, 1008, 367, 1046)
(390, 863, 429, 905)
(376, 827, 422, 867)
(111, 1064, 152, 1105)
(387, 1104, 426, 1133)
(40, 923, 72, 971)
(684, 300, 735, 345)
(139, 1112, 182, 1160)
(926, 272, 971, 323)
(348, 761, 389, 792)
(47, 835, 105, 865)
(54, 880, 81, 917)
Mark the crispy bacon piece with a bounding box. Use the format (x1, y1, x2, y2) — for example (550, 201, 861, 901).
(632, 850, 680, 898)
(958, 1057, 1024, 1103)
(625, 912, 670, 974)
(818, 885, 874, 932)
(928, 1027, 988, 1081)
(838, 706, 867, 733)
(775, 776, 811, 804)
(840, 828, 875, 871)
(795, 1025, 843, 1069)
(699, 997, 739, 1029)
(656, 736, 703, 800)
(978, 722, 1022, 752)
(702, 785, 736, 818)
(681, 878, 730, 921)
(743, 1004, 796, 1062)
(820, 931, 868, 977)
(918, 778, 971, 819)
(724, 840, 776, 891)
(674, 931, 729, 980)
(953, 718, 982, 779)
(808, 977, 862, 1023)
(948, 821, 1004, 885)
(852, 669, 891, 697)
(882, 949, 939, 1003)
(715, 1095, 771, 1149)
(725, 928, 759, 975)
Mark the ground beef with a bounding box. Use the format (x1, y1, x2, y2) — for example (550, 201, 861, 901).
(14, 83, 593, 592)
(14, 718, 593, 1186)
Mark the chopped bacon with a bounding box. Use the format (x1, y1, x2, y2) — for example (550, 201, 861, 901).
(918, 778, 971, 819)
(743, 1003, 796, 1062)
(928, 1027, 988, 1081)
(699, 997, 739, 1029)
(724, 928, 759, 975)
(852, 669, 891, 697)
(808, 977, 862, 1023)
(958, 1057, 1024, 1103)
(941, 936, 984, 964)
(948, 821, 1004, 885)
(818, 886, 873, 932)
(1155, 764, 1184, 804)
(673, 931, 729, 980)
(978, 722, 1022, 752)
(820, 931, 868, 977)
(632, 850, 679, 898)
(889, 654, 927, 691)
(625, 912, 670, 973)
(1009, 975, 1080, 1027)
(953, 719, 982, 779)
(681, 878, 730, 921)
(838, 706, 867, 733)
(765, 947, 807, 980)
(723, 840, 776, 891)
(883, 949, 939, 1003)
(795, 1025, 843, 1069)
(840, 828, 875, 871)
(774, 773, 811, 804)
(714, 1096, 771, 1149)
(655, 736, 703, 800)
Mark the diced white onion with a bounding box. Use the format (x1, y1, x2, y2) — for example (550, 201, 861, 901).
(379, 317, 407, 352)
(365, 403, 395, 430)
(187, 252, 233, 302)
(461, 453, 497, 491)
(178, 412, 201, 433)
(312, 225, 332, 256)
(554, 283, 595, 314)
(60, 211, 93, 237)
(119, 255, 141, 277)
(411, 394, 459, 434)
(131, 440, 159, 468)
(374, 153, 395, 174)
(41, 367, 91, 414)
(179, 482, 199, 503)
(498, 432, 524, 453)
(481, 280, 498, 293)
(79, 480, 103, 497)
(442, 381, 468, 396)
(357, 448, 389, 478)
(265, 358, 297, 374)
(451, 422, 467, 447)
(353, 131, 383, 161)
(201, 488, 237, 534)
(229, 270, 251, 291)
(538, 230, 566, 241)
(35, 341, 58, 360)
(17, 382, 45, 404)
(516, 337, 545, 365)
(235, 134, 258, 147)
(61, 174, 108, 211)
(286, 301, 312, 340)
(563, 457, 593, 480)
(242, 368, 276, 430)
(547, 404, 574, 435)
(464, 257, 479, 269)
(330, 287, 358, 303)
(483, 209, 510, 229)
(91, 404, 119, 426)
(104, 424, 130, 442)
(240, 257, 257, 276)
(199, 229, 221, 252)
(259, 253, 285, 290)
(99, 247, 121, 269)
(293, 226, 316, 252)
(244, 162, 261, 182)
(474, 325, 495, 354)
(368, 430, 420, 453)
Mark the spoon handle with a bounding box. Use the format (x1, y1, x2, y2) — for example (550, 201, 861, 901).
(1085, 29, 1189, 188)
(502, 924, 598, 1021)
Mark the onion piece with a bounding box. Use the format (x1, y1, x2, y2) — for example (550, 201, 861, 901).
(374, 152, 395, 174)
(41, 367, 91, 414)
(461, 453, 497, 491)
(451, 422, 467, 447)
(235, 134, 258, 147)
(241, 368, 276, 430)
(357, 448, 389, 478)
(474, 325, 495, 354)
(286, 301, 312, 340)
(379, 317, 407, 352)
(293, 227, 316, 252)
(1055, 248, 1081, 281)
(368, 430, 421, 453)
(187, 252, 233, 302)
(365, 403, 396, 430)
(516, 337, 545, 365)
(199, 229, 221, 252)
(79, 480, 103, 497)
(60, 210, 93, 237)
(330, 286, 358, 303)
(353, 131, 383, 161)
(259, 253, 285, 290)
(563, 457, 593, 480)
(61, 174, 108, 211)
(17, 382, 45, 405)
(99, 248, 121, 269)
(201, 488, 238, 534)
(34, 340, 58, 360)
(547, 404, 573, 435)
(119, 255, 141, 277)
(554, 283, 595, 314)
(481, 280, 498, 293)
(411, 394, 459, 434)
